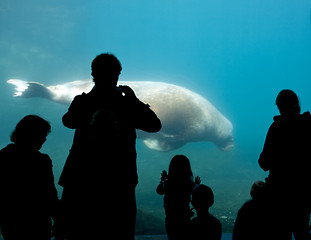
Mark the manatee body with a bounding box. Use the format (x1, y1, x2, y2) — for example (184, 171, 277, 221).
(7, 79, 234, 151)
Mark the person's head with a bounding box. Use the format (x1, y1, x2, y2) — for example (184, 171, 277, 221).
(250, 180, 266, 200)
(10, 115, 51, 150)
(168, 155, 193, 182)
(276, 89, 300, 116)
(191, 184, 214, 213)
(91, 53, 122, 89)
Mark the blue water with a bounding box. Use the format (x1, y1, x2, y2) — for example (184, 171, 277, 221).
(1, 0, 311, 235)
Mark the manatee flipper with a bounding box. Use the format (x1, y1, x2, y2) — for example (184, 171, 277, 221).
(7, 79, 53, 100)
(143, 136, 186, 152)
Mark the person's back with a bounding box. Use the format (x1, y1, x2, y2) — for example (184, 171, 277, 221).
(157, 155, 198, 240)
(259, 90, 311, 188)
(190, 184, 221, 240)
(0, 145, 55, 239)
(60, 87, 141, 187)
(59, 53, 161, 188)
(232, 181, 285, 240)
(258, 89, 311, 240)
(259, 111, 311, 188)
(190, 213, 221, 240)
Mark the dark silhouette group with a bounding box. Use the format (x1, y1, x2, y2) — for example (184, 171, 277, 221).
(156, 155, 222, 240)
(0, 53, 310, 240)
(233, 89, 311, 240)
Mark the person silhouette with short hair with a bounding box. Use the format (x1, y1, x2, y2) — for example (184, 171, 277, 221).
(156, 155, 200, 240)
(258, 89, 311, 240)
(190, 184, 222, 240)
(57, 53, 162, 240)
(0, 115, 59, 240)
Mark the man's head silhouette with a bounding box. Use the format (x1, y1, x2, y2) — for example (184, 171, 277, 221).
(91, 53, 122, 89)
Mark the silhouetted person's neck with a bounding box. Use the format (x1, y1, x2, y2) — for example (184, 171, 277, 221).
(92, 75, 119, 94)
(278, 104, 301, 118)
(196, 208, 210, 218)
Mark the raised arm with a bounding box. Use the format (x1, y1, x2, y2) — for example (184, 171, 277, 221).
(120, 85, 162, 132)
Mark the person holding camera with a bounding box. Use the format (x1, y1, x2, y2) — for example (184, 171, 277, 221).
(56, 53, 161, 240)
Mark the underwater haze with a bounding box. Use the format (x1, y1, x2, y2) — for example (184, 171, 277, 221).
(1, 0, 311, 235)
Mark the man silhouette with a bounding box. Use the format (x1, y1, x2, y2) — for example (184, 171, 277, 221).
(57, 53, 161, 240)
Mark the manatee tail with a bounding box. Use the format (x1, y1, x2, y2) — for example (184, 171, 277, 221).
(7, 79, 53, 100)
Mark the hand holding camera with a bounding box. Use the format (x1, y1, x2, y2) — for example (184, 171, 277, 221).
(118, 85, 137, 100)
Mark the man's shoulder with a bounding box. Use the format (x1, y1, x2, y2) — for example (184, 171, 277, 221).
(0, 143, 15, 156)
(70, 92, 92, 105)
(73, 92, 88, 99)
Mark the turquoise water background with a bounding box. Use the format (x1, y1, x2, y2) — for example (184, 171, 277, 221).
(1, 0, 311, 234)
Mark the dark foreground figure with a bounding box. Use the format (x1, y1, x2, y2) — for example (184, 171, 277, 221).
(190, 184, 222, 240)
(156, 155, 201, 240)
(258, 89, 311, 240)
(0, 115, 59, 240)
(232, 181, 276, 240)
(56, 53, 161, 240)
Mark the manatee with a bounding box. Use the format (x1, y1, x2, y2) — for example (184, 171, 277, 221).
(7, 79, 234, 151)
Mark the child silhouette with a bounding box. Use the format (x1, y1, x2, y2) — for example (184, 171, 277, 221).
(190, 184, 222, 240)
(156, 155, 200, 240)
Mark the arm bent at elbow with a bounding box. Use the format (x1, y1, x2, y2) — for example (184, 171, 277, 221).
(135, 102, 162, 133)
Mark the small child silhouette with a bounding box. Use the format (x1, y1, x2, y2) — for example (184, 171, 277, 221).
(156, 155, 200, 240)
(190, 184, 222, 240)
